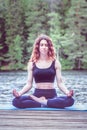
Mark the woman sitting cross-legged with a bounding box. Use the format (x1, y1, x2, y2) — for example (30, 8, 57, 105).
(12, 34, 74, 109)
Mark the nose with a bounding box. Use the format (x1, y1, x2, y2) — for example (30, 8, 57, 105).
(43, 45, 46, 48)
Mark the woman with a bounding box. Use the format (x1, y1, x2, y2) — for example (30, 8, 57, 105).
(12, 34, 74, 108)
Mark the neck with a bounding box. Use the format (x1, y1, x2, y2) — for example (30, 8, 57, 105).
(39, 55, 49, 61)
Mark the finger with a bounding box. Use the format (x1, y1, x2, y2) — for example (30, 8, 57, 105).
(70, 90, 74, 96)
(13, 89, 19, 97)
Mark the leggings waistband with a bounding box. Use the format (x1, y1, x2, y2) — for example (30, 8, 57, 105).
(33, 88, 57, 99)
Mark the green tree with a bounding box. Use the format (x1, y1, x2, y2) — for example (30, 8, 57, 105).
(4, 0, 24, 69)
(0, 0, 7, 69)
(61, 0, 87, 69)
(0, 0, 87, 70)
(24, 0, 49, 61)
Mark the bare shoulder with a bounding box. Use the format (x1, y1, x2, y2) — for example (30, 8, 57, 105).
(27, 61, 33, 70)
(55, 59, 61, 70)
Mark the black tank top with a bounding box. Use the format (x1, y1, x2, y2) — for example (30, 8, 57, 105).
(33, 61, 56, 83)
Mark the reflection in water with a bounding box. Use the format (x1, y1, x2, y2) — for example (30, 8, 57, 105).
(0, 70, 87, 105)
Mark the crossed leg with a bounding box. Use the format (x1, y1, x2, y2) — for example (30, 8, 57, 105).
(30, 95, 47, 105)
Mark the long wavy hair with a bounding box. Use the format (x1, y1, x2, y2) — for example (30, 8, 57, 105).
(29, 34, 56, 62)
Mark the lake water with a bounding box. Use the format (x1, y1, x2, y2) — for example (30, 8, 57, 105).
(0, 70, 87, 105)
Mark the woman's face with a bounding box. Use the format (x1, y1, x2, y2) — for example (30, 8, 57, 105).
(39, 39, 49, 56)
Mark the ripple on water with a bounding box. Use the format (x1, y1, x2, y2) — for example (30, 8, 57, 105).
(0, 70, 87, 105)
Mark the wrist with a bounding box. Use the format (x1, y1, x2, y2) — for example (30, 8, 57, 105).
(19, 91, 22, 96)
(63, 89, 69, 95)
(66, 91, 70, 96)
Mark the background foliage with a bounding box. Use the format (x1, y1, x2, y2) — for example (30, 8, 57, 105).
(0, 0, 87, 70)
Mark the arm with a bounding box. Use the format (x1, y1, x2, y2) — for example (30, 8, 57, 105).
(55, 60, 73, 97)
(13, 62, 33, 97)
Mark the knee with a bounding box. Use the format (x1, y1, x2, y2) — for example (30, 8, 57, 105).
(68, 97, 74, 106)
(12, 98, 17, 107)
(12, 97, 21, 108)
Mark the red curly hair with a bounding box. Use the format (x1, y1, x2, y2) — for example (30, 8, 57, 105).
(29, 34, 56, 62)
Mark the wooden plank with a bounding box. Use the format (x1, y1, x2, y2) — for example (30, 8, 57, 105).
(0, 110, 87, 130)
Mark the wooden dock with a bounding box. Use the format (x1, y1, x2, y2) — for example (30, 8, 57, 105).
(0, 110, 87, 130)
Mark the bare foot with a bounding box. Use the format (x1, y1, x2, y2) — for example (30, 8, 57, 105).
(29, 95, 47, 105)
(39, 96, 46, 100)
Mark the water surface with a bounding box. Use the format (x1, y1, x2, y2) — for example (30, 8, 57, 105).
(0, 70, 87, 105)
